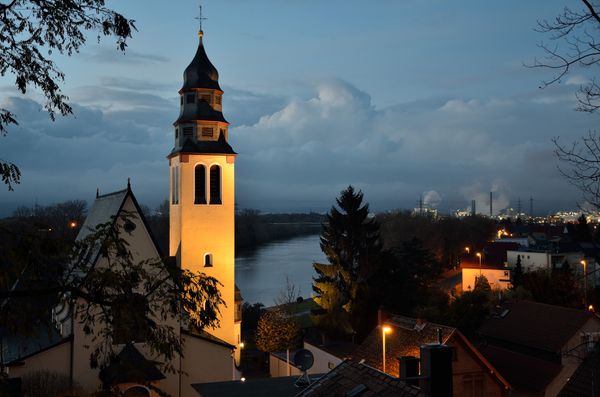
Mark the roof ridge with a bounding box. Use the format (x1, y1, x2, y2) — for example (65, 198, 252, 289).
(96, 188, 128, 199)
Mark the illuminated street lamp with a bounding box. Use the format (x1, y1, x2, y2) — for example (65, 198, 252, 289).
(581, 260, 588, 308)
(476, 252, 482, 276)
(465, 247, 470, 254)
(382, 325, 392, 373)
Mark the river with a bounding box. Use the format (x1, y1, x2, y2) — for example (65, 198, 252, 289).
(235, 233, 327, 305)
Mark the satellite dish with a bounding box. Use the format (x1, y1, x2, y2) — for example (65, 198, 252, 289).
(293, 349, 314, 372)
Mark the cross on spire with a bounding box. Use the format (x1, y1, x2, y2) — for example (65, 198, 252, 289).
(195, 3, 207, 34)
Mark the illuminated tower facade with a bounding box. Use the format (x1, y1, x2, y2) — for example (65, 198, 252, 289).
(168, 28, 240, 354)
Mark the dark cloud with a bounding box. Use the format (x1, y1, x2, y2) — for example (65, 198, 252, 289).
(0, 79, 597, 216)
(84, 47, 169, 64)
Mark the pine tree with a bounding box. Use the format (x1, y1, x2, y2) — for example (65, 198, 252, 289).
(512, 254, 523, 288)
(312, 186, 382, 339)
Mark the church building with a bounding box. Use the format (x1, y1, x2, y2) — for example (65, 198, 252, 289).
(5, 23, 242, 397)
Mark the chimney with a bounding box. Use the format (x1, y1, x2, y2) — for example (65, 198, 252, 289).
(419, 344, 453, 397)
(398, 356, 419, 387)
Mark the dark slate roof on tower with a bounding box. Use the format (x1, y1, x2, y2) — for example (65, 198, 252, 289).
(181, 34, 222, 91)
(167, 132, 236, 158)
(175, 97, 227, 125)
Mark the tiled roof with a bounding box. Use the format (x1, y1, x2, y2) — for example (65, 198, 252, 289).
(193, 375, 322, 397)
(478, 301, 592, 353)
(295, 359, 426, 397)
(352, 316, 454, 377)
(557, 345, 600, 397)
(478, 344, 561, 393)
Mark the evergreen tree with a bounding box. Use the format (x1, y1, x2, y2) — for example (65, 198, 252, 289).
(512, 254, 523, 288)
(312, 186, 382, 339)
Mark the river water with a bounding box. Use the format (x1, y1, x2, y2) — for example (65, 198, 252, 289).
(235, 233, 327, 305)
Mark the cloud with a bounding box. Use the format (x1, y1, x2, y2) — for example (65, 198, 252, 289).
(0, 79, 596, 216)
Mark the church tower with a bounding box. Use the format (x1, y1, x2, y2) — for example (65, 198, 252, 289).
(168, 27, 240, 355)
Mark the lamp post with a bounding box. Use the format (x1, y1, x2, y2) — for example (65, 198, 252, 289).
(476, 252, 482, 276)
(382, 325, 392, 373)
(581, 260, 588, 308)
(465, 247, 470, 254)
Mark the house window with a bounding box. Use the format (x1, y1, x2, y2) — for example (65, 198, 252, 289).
(186, 93, 195, 104)
(201, 127, 214, 137)
(204, 253, 213, 267)
(215, 95, 222, 105)
(462, 375, 484, 397)
(194, 165, 206, 204)
(183, 127, 193, 137)
(210, 165, 221, 204)
(200, 94, 211, 103)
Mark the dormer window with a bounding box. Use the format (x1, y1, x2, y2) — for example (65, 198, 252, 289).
(202, 127, 214, 138)
(183, 127, 193, 137)
(186, 94, 195, 104)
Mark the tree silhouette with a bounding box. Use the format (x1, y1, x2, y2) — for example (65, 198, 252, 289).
(0, 0, 136, 190)
(312, 186, 382, 339)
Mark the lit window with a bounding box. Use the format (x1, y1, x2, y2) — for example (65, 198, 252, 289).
(195, 165, 206, 204)
(204, 253, 213, 267)
(202, 127, 214, 137)
(210, 165, 221, 205)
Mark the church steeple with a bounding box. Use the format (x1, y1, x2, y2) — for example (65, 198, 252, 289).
(169, 27, 234, 158)
(168, 11, 240, 367)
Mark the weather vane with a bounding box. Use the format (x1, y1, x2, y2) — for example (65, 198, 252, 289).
(195, 3, 207, 34)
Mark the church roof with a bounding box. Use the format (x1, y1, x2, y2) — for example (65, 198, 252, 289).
(74, 185, 164, 268)
(181, 35, 222, 91)
(175, 97, 227, 125)
(100, 343, 165, 385)
(167, 132, 236, 158)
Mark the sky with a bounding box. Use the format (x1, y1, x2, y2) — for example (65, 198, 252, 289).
(0, 0, 598, 216)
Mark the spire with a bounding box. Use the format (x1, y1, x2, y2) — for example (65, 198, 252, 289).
(195, 4, 207, 41)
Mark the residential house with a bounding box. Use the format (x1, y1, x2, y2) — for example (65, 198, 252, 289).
(352, 315, 510, 397)
(477, 300, 600, 397)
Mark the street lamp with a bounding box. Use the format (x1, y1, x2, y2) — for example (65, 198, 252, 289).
(581, 260, 588, 308)
(476, 252, 482, 276)
(465, 247, 470, 254)
(382, 325, 392, 373)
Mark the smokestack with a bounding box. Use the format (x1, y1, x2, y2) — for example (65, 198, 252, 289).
(489, 191, 493, 217)
(398, 356, 419, 387)
(471, 200, 476, 216)
(420, 344, 453, 397)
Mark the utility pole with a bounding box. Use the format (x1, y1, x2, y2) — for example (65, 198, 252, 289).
(530, 196, 534, 217)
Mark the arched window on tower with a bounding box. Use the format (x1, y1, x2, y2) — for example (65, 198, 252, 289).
(204, 253, 213, 267)
(209, 165, 221, 204)
(194, 164, 206, 204)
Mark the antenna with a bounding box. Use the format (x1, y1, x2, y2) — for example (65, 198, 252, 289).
(293, 349, 314, 387)
(195, 3, 208, 33)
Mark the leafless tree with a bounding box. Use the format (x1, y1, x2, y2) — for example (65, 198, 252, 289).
(531, 1, 600, 112)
